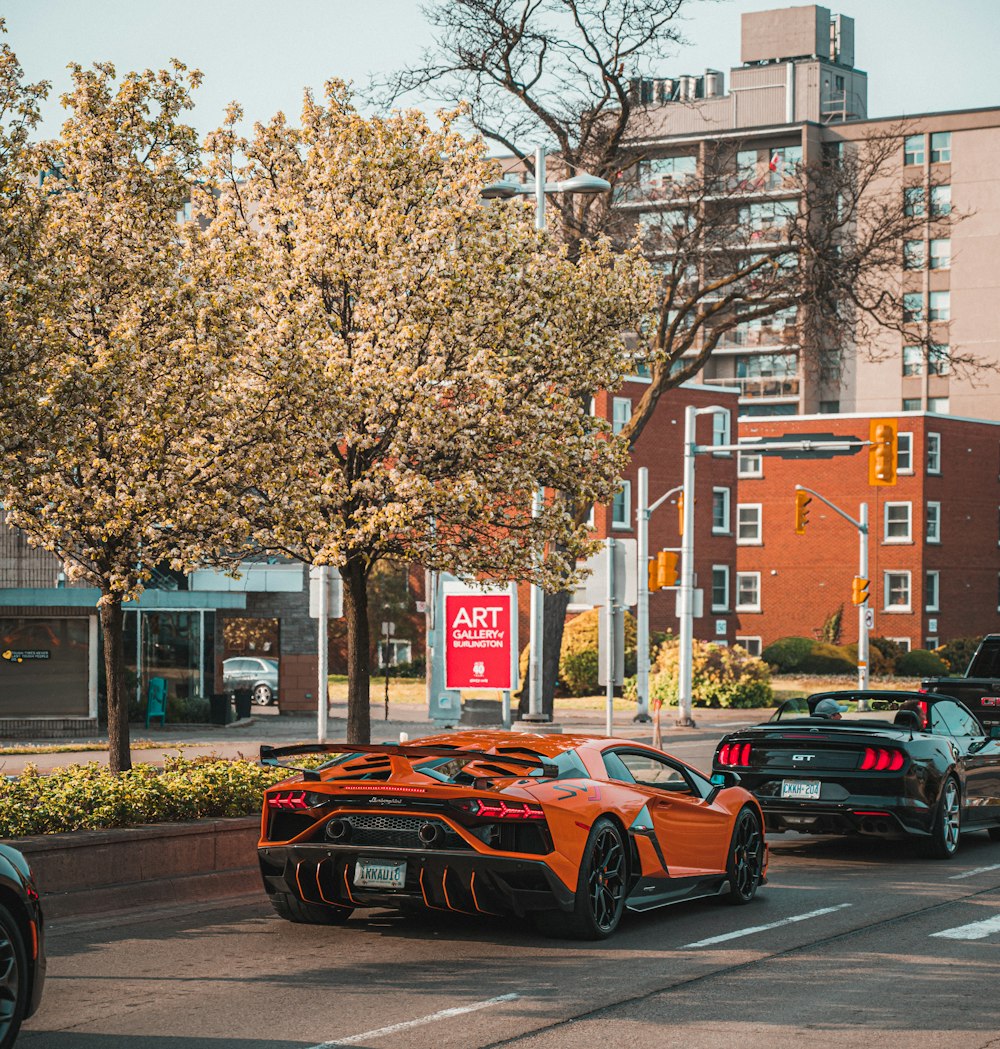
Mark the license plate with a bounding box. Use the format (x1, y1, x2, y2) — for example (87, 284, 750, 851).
(781, 779, 821, 800)
(354, 859, 406, 889)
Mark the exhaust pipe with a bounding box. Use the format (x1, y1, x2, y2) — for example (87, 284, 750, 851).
(326, 818, 352, 843)
(418, 822, 444, 847)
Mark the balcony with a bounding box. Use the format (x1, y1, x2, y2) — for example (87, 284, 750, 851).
(703, 375, 800, 401)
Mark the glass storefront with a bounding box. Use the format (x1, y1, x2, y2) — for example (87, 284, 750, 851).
(124, 609, 216, 708)
(0, 617, 91, 716)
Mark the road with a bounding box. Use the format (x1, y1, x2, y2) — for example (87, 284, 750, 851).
(17, 735, 1000, 1049)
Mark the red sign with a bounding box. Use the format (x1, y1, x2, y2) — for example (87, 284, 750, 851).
(444, 594, 513, 690)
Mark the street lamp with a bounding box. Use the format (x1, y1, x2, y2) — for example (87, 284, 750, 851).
(483, 145, 610, 723)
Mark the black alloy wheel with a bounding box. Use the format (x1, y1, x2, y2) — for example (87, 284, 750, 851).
(534, 816, 627, 940)
(925, 776, 962, 858)
(0, 904, 28, 1049)
(723, 807, 764, 904)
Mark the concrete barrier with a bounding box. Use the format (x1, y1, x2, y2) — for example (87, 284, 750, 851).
(8, 816, 262, 920)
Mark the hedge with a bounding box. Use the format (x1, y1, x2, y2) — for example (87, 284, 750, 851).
(649, 639, 773, 709)
(760, 636, 815, 673)
(0, 757, 290, 838)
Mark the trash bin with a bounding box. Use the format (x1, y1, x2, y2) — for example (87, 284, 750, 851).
(233, 687, 252, 721)
(209, 692, 230, 726)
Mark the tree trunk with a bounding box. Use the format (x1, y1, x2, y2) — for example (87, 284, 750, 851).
(100, 597, 131, 773)
(542, 589, 572, 720)
(341, 558, 371, 744)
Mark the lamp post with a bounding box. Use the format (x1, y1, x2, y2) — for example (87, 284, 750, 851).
(482, 145, 610, 722)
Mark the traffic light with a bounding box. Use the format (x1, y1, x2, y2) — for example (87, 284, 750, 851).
(868, 418, 898, 486)
(851, 576, 870, 605)
(794, 490, 811, 534)
(648, 550, 679, 590)
(677, 493, 684, 536)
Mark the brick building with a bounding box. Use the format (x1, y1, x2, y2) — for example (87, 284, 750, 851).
(734, 411, 1000, 653)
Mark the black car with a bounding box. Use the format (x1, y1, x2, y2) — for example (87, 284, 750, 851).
(0, 844, 46, 1048)
(713, 690, 1000, 858)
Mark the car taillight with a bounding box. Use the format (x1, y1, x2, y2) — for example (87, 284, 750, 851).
(452, 798, 545, 820)
(718, 742, 752, 767)
(267, 790, 309, 810)
(859, 747, 904, 772)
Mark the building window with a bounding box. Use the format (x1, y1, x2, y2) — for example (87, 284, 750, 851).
(738, 443, 763, 478)
(818, 400, 840, 413)
(902, 346, 923, 376)
(889, 636, 912, 652)
(930, 185, 952, 216)
(925, 570, 940, 612)
(902, 398, 922, 411)
(737, 504, 762, 544)
(897, 431, 913, 473)
(884, 502, 912, 543)
(735, 572, 761, 612)
(711, 410, 731, 455)
(903, 239, 925, 270)
(712, 487, 731, 534)
(927, 433, 941, 473)
(884, 571, 912, 611)
(378, 640, 412, 668)
(929, 291, 950, 322)
(611, 481, 631, 530)
(711, 565, 730, 612)
(925, 637, 939, 650)
(928, 397, 950, 414)
(903, 135, 925, 166)
(904, 186, 925, 216)
(929, 344, 950, 376)
(612, 396, 632, 435)
(930, 131, 951, 163)
(736, 636, 762, 656)
(929, 239, 951, 270)
(903, 292, 924, 323)
(926, 501, 941, 543)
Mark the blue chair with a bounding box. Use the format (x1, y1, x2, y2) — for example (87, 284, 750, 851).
(146, 677, 168, 727)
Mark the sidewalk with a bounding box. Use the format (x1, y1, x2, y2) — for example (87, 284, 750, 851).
(0, 700, 770, 774)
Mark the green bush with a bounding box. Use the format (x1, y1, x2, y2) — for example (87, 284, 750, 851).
(896, 648, 949, 677)
(798, 642, 856, 675)
(649, 639, 773, 709)
(0, 757, 290, 838)
(934, 637, 984, 675)
(560, 649, 601, 697)
(869, 636, 906, 674)
(166, 695, 211, 724)
(761, 636, 815, 673)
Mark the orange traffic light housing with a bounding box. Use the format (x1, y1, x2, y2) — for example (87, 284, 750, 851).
(657, 550, 679, 588)
(851, 576, 870, 605)
(677, 493, 684, 536)
(794, 490, 811, 534)
(868, 418, 898, 486)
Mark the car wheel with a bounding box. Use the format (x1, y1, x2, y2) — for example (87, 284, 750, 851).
(924, 776, 962, 859)
(270, 894, 353, 925)
(722, 806, 765, 905)
(252, 684, 273, 706)
(0, 903, 29, 1049)
(534, 816, 627, 940)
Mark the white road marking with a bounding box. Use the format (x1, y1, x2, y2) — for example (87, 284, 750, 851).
(931, 914, 1000, 941)
(948, 863, 1000, 880)
(306, 993, 521, 1048)
(681, 904, 853, 948)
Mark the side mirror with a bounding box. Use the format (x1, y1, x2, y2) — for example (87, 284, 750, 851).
(711, 770, 742, 789)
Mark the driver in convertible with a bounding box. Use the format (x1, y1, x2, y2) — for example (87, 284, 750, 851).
(813, 698, 847, 719)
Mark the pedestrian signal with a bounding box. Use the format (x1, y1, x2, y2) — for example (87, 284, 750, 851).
(868, 419, 898, 486)
(851, 576, 870, 605)
(794, 490, 811, 534)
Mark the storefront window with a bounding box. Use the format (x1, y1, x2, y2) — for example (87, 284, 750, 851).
(0, 617, 91, 716)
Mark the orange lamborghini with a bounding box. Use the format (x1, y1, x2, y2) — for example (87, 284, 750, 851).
(257, 731, 767, 939)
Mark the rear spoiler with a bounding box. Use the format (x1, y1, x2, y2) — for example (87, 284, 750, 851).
(260, 742, 559, 782)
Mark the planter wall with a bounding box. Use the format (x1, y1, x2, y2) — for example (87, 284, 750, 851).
(7, 816, 261, 920)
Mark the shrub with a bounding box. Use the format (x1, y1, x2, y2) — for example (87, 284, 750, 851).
(166, 695, 211, 724)
(761, 636, 815, 673)
(560, 649, 601, 697)
(843, 642, 893, 677)
(0, 757, 290, 838)
(896, 648, 948, 677)
(649, 639, 773, 709)
(797, 642, 856, 675)
(934, 637, 984, 675)
(869, 636, 906, 674)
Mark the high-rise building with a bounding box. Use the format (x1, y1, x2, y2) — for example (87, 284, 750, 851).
(620, 4, 1000, 420)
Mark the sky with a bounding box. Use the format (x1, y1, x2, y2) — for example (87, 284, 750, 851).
(6, 0, 1000, 142)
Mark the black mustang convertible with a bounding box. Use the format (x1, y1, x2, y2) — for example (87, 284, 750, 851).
(712, 690, 1000, 858)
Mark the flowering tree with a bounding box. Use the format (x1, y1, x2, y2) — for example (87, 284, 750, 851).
(203, 82, 651, 743)
(0, 62, 239, 773)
